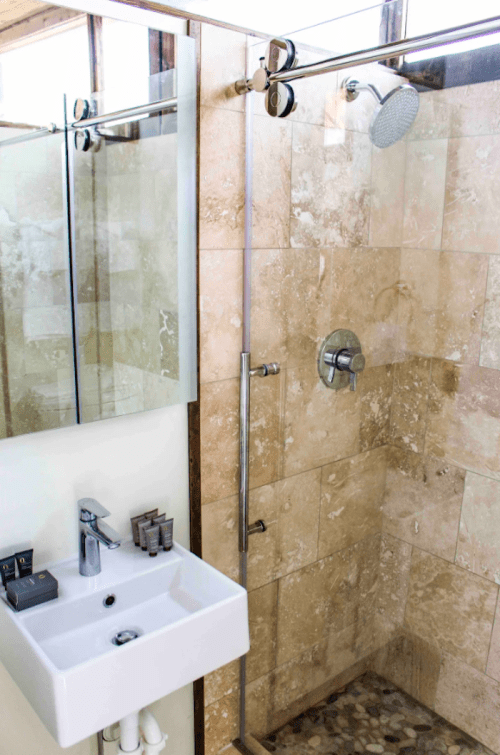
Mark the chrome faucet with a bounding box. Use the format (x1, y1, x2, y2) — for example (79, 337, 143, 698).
(78, 498, 121, 577)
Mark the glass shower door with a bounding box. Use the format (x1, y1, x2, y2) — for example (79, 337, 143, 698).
(68, 50, 196, 425)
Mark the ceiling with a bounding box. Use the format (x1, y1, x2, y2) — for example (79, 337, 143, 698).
(0, 0, 50, 31)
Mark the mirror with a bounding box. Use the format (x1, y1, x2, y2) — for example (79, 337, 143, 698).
(0, 7, 196, 437)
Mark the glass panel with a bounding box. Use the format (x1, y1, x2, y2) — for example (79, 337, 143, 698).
(406, 0, 500, 61)
(0, 20, 91, 126)
(71, 58, 196, 423)
(0, 131, 77, 437)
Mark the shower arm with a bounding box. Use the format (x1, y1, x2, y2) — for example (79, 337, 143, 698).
(344, 80, 382, 103)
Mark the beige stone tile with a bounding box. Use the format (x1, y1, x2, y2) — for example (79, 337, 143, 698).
(200, 24, 246, 112)
(273, 642, 328, 713)
(330, 246, 401, 369)
(384, 448, 465, 562)
(253, 116, 292, 249)
(407, 90, 453, 141)
(435, 652, 500, 753)
(398, 249, 488, 364)
(201, 495, 239, 583)
(199, 249, 243, 384)
(204, 691, 239, 755)
(405, 547, 498, 671)
(350, 534, 381, 624)
(481, 255, 500, 370)
(275, 468, 321, 578)
(390, 356, 431, 455)
(246, 673, 272, 738)
(402, 140, 448, 250)
(426, 359, 500, 481)
(442, 135, 500, 255)
(409, 82, 500, 141)
(369, 140, 405, 247)
(359, 364, 394, 452)
(249, 373, 281, 490)
(276, 549, 351, 665)
(247, 582, 278, 683)
(318, 448, 386, 558)
(290, 124, 371, 248)
(200, 379, 239, 504)
(282, 248, 332, 369)
(248, 483, 279, 591)
(371, 629, 441, 709)
(325, 620, 380, 679)
(250, 249, 286, 368)
(200, 106, 245, 249)
(377, 533, 412, 637)
(273, 618, 379, 717)
(204, 660, 240, 707)
(200, 375, 281, 504)
(248, 521, 278, 593)
(284, 362, 360, 477)
(486, 597, 500, 682)
(457, 472, 500, 584)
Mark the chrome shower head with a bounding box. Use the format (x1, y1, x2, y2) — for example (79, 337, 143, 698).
(370, 85, 419, 148)
(342, 78, 420, 148)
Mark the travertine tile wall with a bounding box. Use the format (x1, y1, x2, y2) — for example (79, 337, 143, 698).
(373, 79, 500, 755)
(0, 131, 76, 436)
(198, 23, 500, 755)
(198, 24, 405, 755)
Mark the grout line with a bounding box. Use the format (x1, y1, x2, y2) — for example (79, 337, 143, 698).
(478, 253, 493, 369)
(388, 533, 499, 592)
(436, 135, 450, 251)
(485, 586, 500, 676)
(453, 468, 467, 567)
(402, 543, 414, 630)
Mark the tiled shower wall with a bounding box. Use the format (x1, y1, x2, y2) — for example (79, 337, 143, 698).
(198, 22, 500, 755)
(198, 23, 404, 755)
(373, 80, 500, 754)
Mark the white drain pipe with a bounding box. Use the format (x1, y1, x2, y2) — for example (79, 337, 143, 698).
(140, 708, 167, 755)
(119, 712, 141, 753)
(118, 708, 167, 755)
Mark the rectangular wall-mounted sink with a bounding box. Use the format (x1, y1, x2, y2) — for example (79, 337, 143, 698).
(0, 541, 249, 747)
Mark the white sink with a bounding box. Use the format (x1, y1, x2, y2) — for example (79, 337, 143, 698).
(0, 541, 249, 747)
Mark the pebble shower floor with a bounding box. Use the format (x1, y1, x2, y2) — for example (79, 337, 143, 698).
(259, 673, 493, 755)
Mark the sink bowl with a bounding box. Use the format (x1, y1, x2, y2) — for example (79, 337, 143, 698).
(0, 541, 249, 747)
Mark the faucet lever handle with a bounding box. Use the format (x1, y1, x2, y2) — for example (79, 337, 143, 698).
(78, 498, 110, 522)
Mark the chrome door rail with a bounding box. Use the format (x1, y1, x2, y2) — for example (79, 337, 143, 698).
(236, 15, 500, 96)
(0, 96, 178, 148)
(68, 95, 177, 130)
(270, 15, 500, 83)
(0, 124, 60, 148)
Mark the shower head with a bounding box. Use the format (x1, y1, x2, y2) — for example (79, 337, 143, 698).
(342, 78, 419, 148)
(370, 85, 420, 148)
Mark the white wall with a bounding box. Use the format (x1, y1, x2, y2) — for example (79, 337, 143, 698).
(0, 404, 194, 755)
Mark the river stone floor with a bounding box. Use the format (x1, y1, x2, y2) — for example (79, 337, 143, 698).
(259, 673, 493, 755)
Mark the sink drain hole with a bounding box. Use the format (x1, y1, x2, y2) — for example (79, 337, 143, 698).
(112, 629, 140, 646)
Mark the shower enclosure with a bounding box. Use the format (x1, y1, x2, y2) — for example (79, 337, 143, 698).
(198, 5, 500, 755)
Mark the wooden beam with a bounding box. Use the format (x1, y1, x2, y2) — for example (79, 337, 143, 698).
(87, 14, 104, 93)
(0, 5, 84, 51)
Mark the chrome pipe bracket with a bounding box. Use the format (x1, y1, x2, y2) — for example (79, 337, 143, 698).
(248, 520, 267, 536)
(249, 362, 280, 378)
